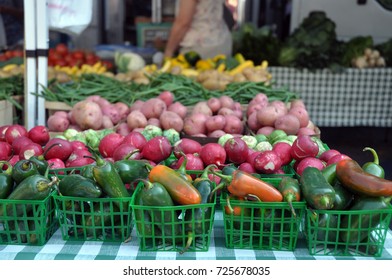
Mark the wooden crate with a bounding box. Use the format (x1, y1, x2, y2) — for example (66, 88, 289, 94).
(45, 101, 72, 117)
(0, 100, 13, 126)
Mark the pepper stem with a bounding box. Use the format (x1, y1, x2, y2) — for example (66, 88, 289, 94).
(284, 193, 297, 217)
(208, 181, 226, 202)
(200, 164, 218, 180)
(363, 147, 380, 165)
(225, 195, 234, 214)
(0, 160, 12, 175)
(179, 232, 194, 255)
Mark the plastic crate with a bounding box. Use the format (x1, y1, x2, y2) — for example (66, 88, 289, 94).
(53, 194, 133, 242)
(220, 178, 306, 251)
(0, 192, 58, 245)
(49, 167, 84, 179)
(131, 182, 216, 252)
(305, 206, 392, 257)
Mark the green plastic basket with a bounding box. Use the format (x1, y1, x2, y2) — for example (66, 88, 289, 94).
(305, 207, 392, 257)
(131, 182, 216, 252)
(0, 192, 58, 245)
(220, 178, 306, 251)
(49, 167, 85, 179)
(53, 194, 133, 242)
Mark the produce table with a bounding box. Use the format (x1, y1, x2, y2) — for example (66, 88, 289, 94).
(269, 67, 392, 127)
(1, 211, 392, 260)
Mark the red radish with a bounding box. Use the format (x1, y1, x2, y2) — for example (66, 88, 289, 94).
(272, 142, 293, 166)
(66, 149, 94, 167)
(28, 125, 50, 146)
(141, 136, 172, 163)
(5, 124, 28, 144)
(174, 154, 204, 172)
(275, 168, 285, 174)
(158, 91, 174, 107)
(0, 125, 9, 141)
(70, 140, 88, 151)
(254, 150, 282, 174)
(319, 149, 341, 163)
(238, 162, 256, 173)
(224, 137, 248, 164)
(327, 154, 351, 166)
(297, 127, 316, 136)
(8, 155, 19, 166)
(43, 138, 73, 161)
(199, 143, 227, 167)
(173, 138, 202, 159)
(19, 142, 44, 160)
(0, 141, 12, 160)
(295, 157, 326, 176)
(47, 158, 66, 174)
(290, 135, 319, 161)
(247, 150, 262, 165)
(122, 131, 147, 151)
(12, 136, 33, 155)
(208, 166, 222, 185)
(112, 143, 141, 161)
(98, 133, 124, 158)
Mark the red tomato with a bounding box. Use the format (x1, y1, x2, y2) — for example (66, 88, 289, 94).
(0, 54, 7, 61)
(72, 50, 84, 61)
(102, 60, 113, 70)
(4, 51, 13, 59)
(55, 43, 68, 56)
(56, 59, 67, 67)
(11, 50, 23, 57)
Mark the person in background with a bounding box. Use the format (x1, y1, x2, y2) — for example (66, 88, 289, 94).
(164, 0, 233, 60)
(0, 0, 24, 48)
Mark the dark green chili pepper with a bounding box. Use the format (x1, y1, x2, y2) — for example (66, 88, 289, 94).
(113, 150, 152, 185)
(0, 161, 13, 199)
(321, 163, 337, 185)
(362, 147, 385, 178)
(11, 159, 39, 184)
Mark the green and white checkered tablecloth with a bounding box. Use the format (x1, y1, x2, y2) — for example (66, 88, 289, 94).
(1, 211, 392, 260)
(269, 67, 392, 127)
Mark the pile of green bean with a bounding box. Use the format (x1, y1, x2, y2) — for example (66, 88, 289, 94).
(38, 73, 299, 107)
(0, 75, 24, 110)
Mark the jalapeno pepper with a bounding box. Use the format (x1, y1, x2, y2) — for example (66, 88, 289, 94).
(211, 169, 283, 202)
(276, 177, 301, 217)
(321, 163, 337, 185)
(0, 161, 13, 199)
(148, 165, 202, 205)
(11, 159, 39, 184)
(336, 159, 392, 197)
(114, 157, 152, 185)
(362, 147, 385, 178)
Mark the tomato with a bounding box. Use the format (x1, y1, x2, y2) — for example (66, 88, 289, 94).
(72, 50, 85, 61)
(102, 60, 113, 70)
(4, 51, 13, 59)
(56, 59, 67, 67)
(55, 43, 68, 56)
(0, 54, 7, 61)
(11, 50, 23, 57)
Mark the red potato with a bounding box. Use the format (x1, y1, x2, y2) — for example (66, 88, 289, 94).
(0, 141, 12, 160)
(116, 122, 131, 136)
(251, 93, 269, 105)
(257, 126, 275, 136)
(67, 111, 76, 124)
(217, 107, 234, 116)
(274, 114, 301, 135)
(67, 124, 82, 131)
(129, 100, 145, 112)
(168, 102, 188, 119)
(101, 115, 114, 129)
(71, 100, 103, 130)
(53, 111, 69, 119)
(295, 157, 325, 176)
(159, 111, 184, 132)
(43, 138, 73, 161)
(140, 98, 167, 119)
(290, 99, 306, 109)
(270, 100, 288, 116)
(113, 102, 130, 119)
(5, 124, 28, 144)
(192, 101, 213, 116)
(199, 143, 227, 167)
(101, 105, 121, 125)
(95, 97, 111, 109)
(12, 136, 33, 155)
(28, 125, 50, 146)
(223, 115, 243, 134)
(233, 108, 243, 120)
(158, 91, 174, 107)
(205, 115, 226, 132)
(247, 112, 261, 132)
(98, 133, 124, 158)
(207, 97, 221, 114)
(219, 95, 235, 109)
(147, 118, 161, 128)
(246, 103, 265, 118)
(47, 115, 70, 132)
(127, 110, 148, 130)
(256, 105, 281, 127)
(288, 106, 310, 128)
(141, 136, 172, 163)
(85, 95, 102, 103)
(183, 113, 208, 135)
(208, 130, 226, 138)
(173, 138, 202, 159)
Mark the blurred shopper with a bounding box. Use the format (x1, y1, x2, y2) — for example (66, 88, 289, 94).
(164, 0, 233, 59)
(0, 0, 24, 48)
